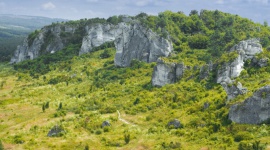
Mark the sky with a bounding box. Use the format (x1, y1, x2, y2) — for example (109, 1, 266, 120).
(0, 0, 270, 24)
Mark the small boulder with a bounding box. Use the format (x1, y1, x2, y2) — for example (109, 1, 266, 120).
(101, 120, 111, 128)
(167, 119, 181, 129)
(203, 102, 210, 110)
(47, 125, 65, 137)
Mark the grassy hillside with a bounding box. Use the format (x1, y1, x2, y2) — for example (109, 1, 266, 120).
(1, 10, 270, 149)
(1, 46, 270, 149)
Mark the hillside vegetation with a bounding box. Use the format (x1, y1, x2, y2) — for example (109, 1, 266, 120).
(1, 10, 270, 150)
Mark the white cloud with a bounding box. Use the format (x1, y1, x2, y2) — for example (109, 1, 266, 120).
(42, 2, 56, 10)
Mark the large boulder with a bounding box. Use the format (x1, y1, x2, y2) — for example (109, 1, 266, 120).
(47, 125, 65, 137)
(101, 120, 111, 128)
(229, 85, 270, 124)
(151, 58, 185, 87)
(80, 22, 172, 67)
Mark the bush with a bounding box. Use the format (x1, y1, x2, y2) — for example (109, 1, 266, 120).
(95, 130, 102, 135)
(124, 133, 130, 144)
(234, 131, 253, 142)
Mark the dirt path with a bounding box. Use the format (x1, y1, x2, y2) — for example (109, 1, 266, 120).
(117, 110, 136, 126)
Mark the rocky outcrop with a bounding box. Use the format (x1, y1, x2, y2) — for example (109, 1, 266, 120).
(216, 39, 263, 100)
(217, 38, 263, 83)
(151, 58, 185, 87)
(10, 24, 77, 64)
(229, 85, 270, 124)
(251, 57, 269, 67)
(216, 54, 245, 84)
(229, 38, 263, 60)
(80, 23, 173, 67)
(221, 80, 247, 100)
(11, 20, 173, 67)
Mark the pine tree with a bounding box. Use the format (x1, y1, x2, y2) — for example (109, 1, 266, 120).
(58, 102, 62, 110)
(42, 104, 45, 112)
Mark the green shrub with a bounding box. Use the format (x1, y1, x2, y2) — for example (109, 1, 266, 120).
(13, 135, 24, 144)
(234, 131, 253, 142)
(95, 130, 102, 135)
(124, 133, 130, 144)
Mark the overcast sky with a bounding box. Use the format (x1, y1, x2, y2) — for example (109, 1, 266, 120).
(0, 0, 270, 24)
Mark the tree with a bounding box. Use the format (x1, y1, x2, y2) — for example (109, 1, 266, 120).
(189, 10, 198, 16)
(124, 133, 130, 144)
(42, 104, 46, 112)
(45, 102, 50, 109)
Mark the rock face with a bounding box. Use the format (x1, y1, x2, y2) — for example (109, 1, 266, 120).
(216, 39, 263, 100)
(221, 81, 247, 100)
(217, 38, 263, 84)
(229, 85, 270, 124)
(167, 119, 181, 129)
(80, 23, 173, 67)
(11, 21, 173, 67)
(151, 58, 185, 87)
(251, 57, 269, 67)
(10, 24, 77, 64)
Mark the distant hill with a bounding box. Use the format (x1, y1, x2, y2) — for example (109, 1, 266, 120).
(0, 14, 67, 62)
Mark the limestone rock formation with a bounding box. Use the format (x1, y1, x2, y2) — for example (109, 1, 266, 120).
(151, 58, 185, 87)
(251, 57, 269, 67)
(229, 85, 270, 124)
(217, 38, 263, 84)
(220, 80, 247, 100)
(80, 23, 173, 67)
(216, 39, 262, 100)
(229, 38, 263, 60)
(11, 20, 173, 67)
(10, 24, 77, 64)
